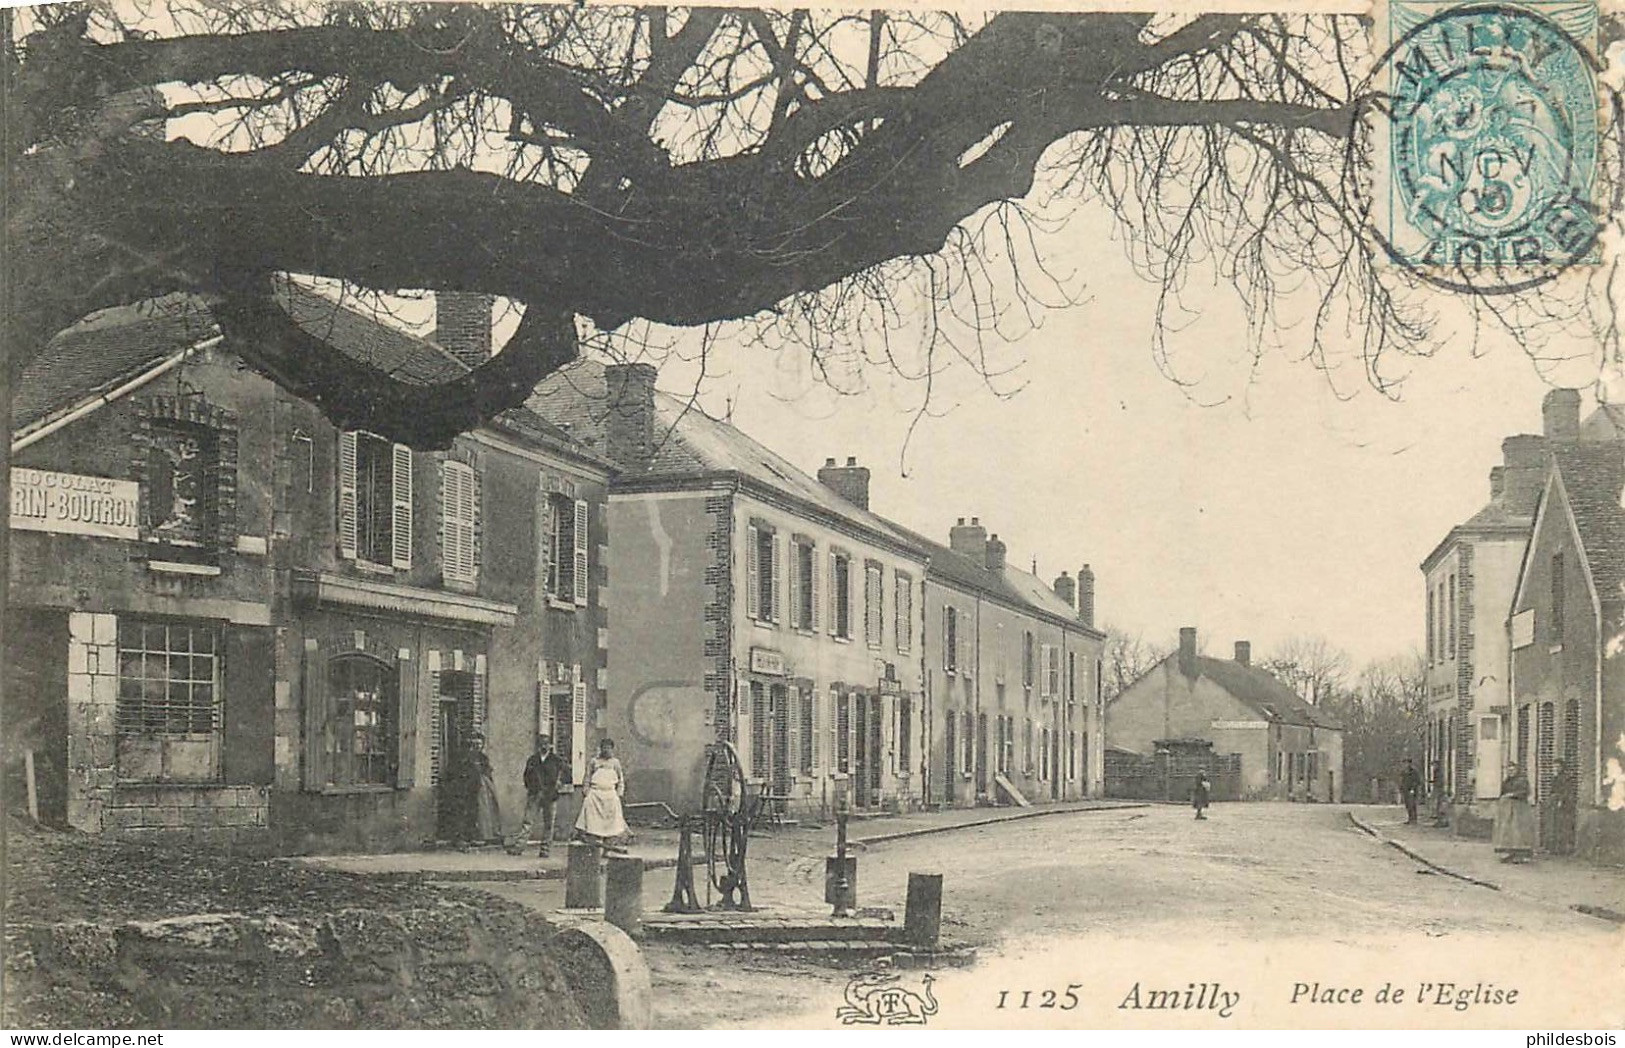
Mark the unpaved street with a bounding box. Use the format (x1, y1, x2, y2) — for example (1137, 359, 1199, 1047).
(472, 803, 1624, 1028)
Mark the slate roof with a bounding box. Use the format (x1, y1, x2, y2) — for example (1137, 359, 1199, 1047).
(905, 532, 1096, 634)
(11, 284, 596, 466)
(1579, 403, 1625, 442)
(1121, 652, 1343, 731)
(12, 294, 219, 434)
(528, 358, 922, 550)
(1549, 441, 1625, 601)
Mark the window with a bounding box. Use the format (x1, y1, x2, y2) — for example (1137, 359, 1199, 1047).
(962, 710, 974, 773)
(1002, 715, 1015, 776)
(544, 493, 590, 605)
(441, 460, 479, 584)
(116, 619, 220, 782)
(793, 540, 817, 630)
(326, 655, 397, 787)
(837, 692, 852, 772)
(146, 421, 217, 548)
(944, 605, 959, 672)
(339, 431, 412, 567)
(1423, 584, 1436, 659)
(1068, 730, 1078, 780)
(995, 623, 1007, 683)
(746, 523, 781, 624)
(1068, 651, 1076, 704)
(1023, 631, 1036, 688)
(750, 681, 768, 776)
(864, 562, 884, 648)
(831, 551, 852, 638)
(1447, 574, 1457, 658)
(894, 572, 913, 652)
(1024, 718, 1034, 773)
(1550, 553, 1565, 642)
(1043, 644, 1061, 698)
(1039, 727, 1050, 780)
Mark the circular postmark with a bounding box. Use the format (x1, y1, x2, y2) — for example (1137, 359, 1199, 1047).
(1366, 3, 1620, 294)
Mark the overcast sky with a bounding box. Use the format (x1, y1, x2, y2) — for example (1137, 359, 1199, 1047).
(638, 203, 1606, 669)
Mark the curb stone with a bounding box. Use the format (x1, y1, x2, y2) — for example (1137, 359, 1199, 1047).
(1347, 812, 1501, 890)
(852, 802, 1150, 846)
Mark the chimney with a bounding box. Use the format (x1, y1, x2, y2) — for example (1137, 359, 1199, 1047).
(1178, 627, 1198, 678)
(1234, 640, 1251, 667)
(434, 292, 494, 371)
(1489, 466, 1506, 502)
(1053, 571, 1076, 609)
(1543, 388, 1581, 440)
(604, 362, 658, 473)
(817, 455, 871, 510)
(985, 533, 1007, 571)
(1500, 434, 1548, 515)
(949, 517, 987, 557)
(1078, 565, 1096, 629)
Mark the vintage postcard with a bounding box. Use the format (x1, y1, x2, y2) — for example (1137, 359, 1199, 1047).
(2, 0, 1623, 1033)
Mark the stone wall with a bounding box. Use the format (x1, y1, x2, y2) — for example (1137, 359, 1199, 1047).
(5, 901, 619, 1029)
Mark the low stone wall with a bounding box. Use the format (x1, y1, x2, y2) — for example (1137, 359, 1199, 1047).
(4, 900, 640, 1028)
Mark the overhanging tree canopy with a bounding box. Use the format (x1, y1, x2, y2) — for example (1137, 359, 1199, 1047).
(7, 3, 1607, 448)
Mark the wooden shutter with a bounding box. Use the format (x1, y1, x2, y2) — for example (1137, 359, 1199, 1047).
(396, 650, 417, 788)
(943, 606, 951, 671)
(337, 432, 358, 560)
(1040, 644, 1052, 697)
(746, 524, 760, 620)
(770, 532, 783, 623)
(390, 443, 413, 569)
(441, 461, 477, 583)
(301, 638, 330, 790)
(809, 544, 820, 632)
(787, 690, 800, 780)
(789, 543, 803, 630)
(960, 616, 970, 677)
(570, 664, 588, 782)
(538, 489, 554, 599)
(572, 498, 589, 606)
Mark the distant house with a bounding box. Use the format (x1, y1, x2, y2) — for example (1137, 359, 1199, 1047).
(1507, 441, 1625, 863)
(1106, 628, 1343, 801)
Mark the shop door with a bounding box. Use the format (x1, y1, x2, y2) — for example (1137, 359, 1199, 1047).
(944, 714, 957, 804)
(975, 713, 989, 796)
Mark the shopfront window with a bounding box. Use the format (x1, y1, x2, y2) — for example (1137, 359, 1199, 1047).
(116, 619, 220, 782)
(327, 655, 397, 787)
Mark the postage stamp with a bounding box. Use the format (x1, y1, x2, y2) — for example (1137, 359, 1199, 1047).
(1378, 0, 1607, 290)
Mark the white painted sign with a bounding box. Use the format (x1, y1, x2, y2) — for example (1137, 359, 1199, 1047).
(1511, 609, 1535, 649)
(750, 647, 787, 676)
(10, 468, 139, 540)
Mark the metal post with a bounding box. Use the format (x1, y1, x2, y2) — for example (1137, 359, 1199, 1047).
(827, 810, 857, 917)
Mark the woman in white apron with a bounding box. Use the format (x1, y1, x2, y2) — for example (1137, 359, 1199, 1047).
(574, 737, 628, 848)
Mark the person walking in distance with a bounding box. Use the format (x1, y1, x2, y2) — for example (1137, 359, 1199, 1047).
(1399, 757, 1422, 825)
(508, 734, 568, 857)
(1192, 772, 1212, 820)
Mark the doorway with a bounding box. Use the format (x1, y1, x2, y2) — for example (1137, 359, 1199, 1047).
(975, 713, 989, 797)
(435, 670, 476, 840)
(944, 713, 957, 804)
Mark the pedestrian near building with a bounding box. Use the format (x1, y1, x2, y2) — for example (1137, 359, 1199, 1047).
(508, 735, 568, 857)
(1192, 772, 1211, 820)
(575, 738, 629, 850)
(1399, 758, 1422, 825)
(1493, 763, 1536, 863)
(470, 733, 503, 845)
(1546, 759, 1578, 856)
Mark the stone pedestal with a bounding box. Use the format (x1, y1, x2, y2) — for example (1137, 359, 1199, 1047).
(605, 856, 644, 936)
(903, 872, 943, 948)
(564, 843, 602, 909)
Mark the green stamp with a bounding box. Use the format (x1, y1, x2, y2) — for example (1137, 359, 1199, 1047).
(1384, 1, 1603, 290)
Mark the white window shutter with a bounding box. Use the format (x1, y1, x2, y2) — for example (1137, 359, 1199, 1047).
(440, 463, 456, 578)
(571, 665, 588, 783)
(390, 443, 413, 568)
(943, 607, 951, 670)
(538, 490, 555, 597)
(960, 617, 970, 676)
(809, 545, 820, 632)
(572, 498, 590, 606)
(746, 525, 760, 620)
(467, 465, 481, 582)
(1040, 644, 1052, 697)
(789, 543, 803, 629)
(770, 532, 783, 623)
(827, 552, 838, 635)
(337, 431, 358, 559)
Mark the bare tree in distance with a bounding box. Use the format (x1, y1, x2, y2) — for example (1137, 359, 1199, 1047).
(1320, 651, 1427, 802)
(1101, 624, 1172, 701)
(8, 4, 1621, 449)
(1260, 635, 1351, 706)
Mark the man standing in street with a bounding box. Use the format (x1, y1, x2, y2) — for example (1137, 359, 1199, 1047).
(1399, 758, 1422, 825)
(508, 735, 568, 858)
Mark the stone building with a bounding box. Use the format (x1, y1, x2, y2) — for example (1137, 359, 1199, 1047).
(6, 289, 609, 851)
(1106, 627, 1343, 801)
(529, 360, 930, 816)
(915, 518, 1105, 806)
(1507, 441, 1625, 863)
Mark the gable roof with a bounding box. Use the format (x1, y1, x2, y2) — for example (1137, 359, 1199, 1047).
(1548, 442, 1625, 601)
(905, 531, 1099, 634)
(12, 294, 220, 435)
(1117, 652, 1342, 730)
(10, 285, 601, 467)
(528, 357, 922, 551)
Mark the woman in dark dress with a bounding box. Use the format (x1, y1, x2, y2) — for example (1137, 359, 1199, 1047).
(1192, 773, 1212, 820)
